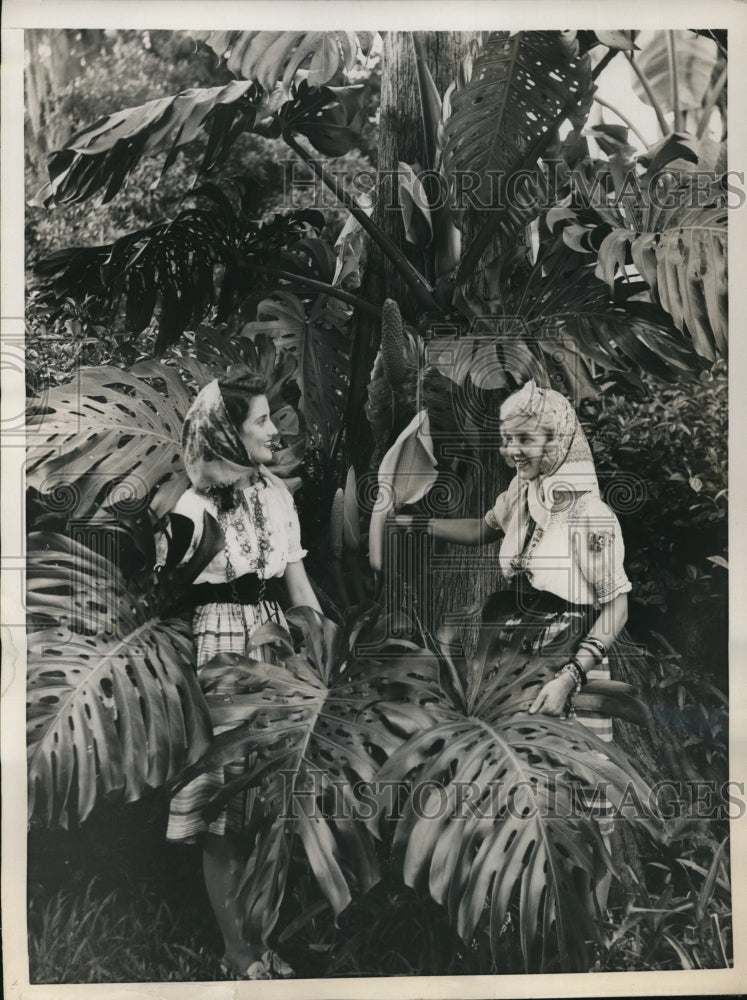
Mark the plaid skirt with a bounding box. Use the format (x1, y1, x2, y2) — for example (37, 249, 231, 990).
(166, 599, 285, 842)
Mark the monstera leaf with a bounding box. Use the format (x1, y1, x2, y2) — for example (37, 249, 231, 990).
(33, 80, 266, 208)
(441, 32, 592, 205)
(631, 31, 720, 114)
(33, 183, 325, 352)
(26, 362, 193, 520)
(547, 135, 728, 362)
(273, 80, 368, 158)
(499, 235, 708, 388)
(173, 606, 442, 944)
(376, 593, 662, 972)
(26, 533, 211, 828)
(202, 30, 375, 91)
(241, 290, 352, 454)
(596, 205, 727, 361)
(26, 339, 306, 521)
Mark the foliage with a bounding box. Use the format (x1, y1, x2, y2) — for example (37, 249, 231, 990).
(26, 331, 305, 520)
(200, 30, 374, 91)
(172, 604, 443, 943)
(441, 31, 593, 279)
(241, 290, 353, 455)
(579, 364, 727, 622)
(26, 533, 212, 829)
(374, 596, 658, 972)
(595, 833, 731, 970)
(24, 27, 730, 978)
(34, 182, 329, 352)
(548, 131, 727, 361)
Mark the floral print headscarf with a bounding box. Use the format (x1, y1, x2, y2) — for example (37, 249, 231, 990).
(495, 381, 601, 576)
(181, 379, 254, 491)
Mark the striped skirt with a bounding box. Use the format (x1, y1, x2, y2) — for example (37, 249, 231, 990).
(482, 582, 614, 742)
(166, 598, 285, 842)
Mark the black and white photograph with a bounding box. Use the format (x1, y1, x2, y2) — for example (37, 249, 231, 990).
(2, 2, 745, 995)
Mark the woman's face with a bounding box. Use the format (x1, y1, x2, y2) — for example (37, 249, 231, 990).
(500, 417, 550, 480)
(240, 395, 277, 466)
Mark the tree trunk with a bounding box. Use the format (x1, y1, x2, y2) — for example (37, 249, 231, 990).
(346, 31, 473, 465)
(350, 31, 528, 647)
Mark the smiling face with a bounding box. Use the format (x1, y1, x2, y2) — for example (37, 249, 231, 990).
(499, 416, 551, 481)
(239, 394, 277, 466)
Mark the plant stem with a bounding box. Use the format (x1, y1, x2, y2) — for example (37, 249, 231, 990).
(696, 63, 727, 140)
(282, 132, 442, 316)
(626, 51, 670, 137)
(237, 261, 382, 319)
(667, 32, 682, 131)
(591, 46, 620, 82)
(593, 95, 649, 148)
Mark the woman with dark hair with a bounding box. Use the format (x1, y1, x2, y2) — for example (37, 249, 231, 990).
(162, 367, 320, 980)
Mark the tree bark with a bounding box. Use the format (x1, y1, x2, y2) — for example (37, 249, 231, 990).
(349, 31, 527, 646)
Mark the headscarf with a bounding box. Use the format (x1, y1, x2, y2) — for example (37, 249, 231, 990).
(181, 379, 254, 492)
(495, 380, 600, 577)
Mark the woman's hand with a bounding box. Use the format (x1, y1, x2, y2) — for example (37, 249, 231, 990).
(528, 671, 576, 716)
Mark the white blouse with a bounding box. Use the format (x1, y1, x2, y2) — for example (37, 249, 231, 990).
(485, 491, 632, 607)
(172, 477, 307, 584)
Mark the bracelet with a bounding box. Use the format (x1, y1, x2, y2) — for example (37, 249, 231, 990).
(579, 636, 607, 656)
(577, 637, 607, 665)
(555, 658, 586, 693)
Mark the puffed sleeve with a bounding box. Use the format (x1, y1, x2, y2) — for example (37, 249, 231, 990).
(484, 489, 511, 532)
(574, 499, 632, 605)
(279, 486, 307, 563)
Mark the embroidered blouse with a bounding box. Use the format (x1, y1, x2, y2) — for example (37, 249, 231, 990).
(484, 491, 631, 607)
(172, 477, 306, 584)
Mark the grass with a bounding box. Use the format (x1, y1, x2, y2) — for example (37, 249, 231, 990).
(29, 878, 223, 983)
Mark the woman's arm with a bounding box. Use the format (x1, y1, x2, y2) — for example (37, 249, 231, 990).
(283, 559, 323, 613)
(529, 593, 629, 717)
(573, 593, 628, 673)
(393, 515, 501, 546)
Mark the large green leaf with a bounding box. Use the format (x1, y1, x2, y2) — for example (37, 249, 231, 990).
(33, 80, 266, 208)
(202, 30, 374, 91)
(376, 593, 662, 971)
(597, 206, 727, 361)
(441, 32, 592, 209)
(440, 237, 705, 401)
(33, 182, 325, 352)
(241, 290, 352, 454)
(631, 31, 720, 113)
(174, 606, 442, 944)
(26, 362, 193, 520)
(548, 136, 728, 361)
(26, 336, 306, 521)
(27, 533, 211, 828)
(378, 711, 659, 971)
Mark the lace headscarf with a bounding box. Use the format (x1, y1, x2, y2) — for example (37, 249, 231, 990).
(495, 380, 600, 577)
